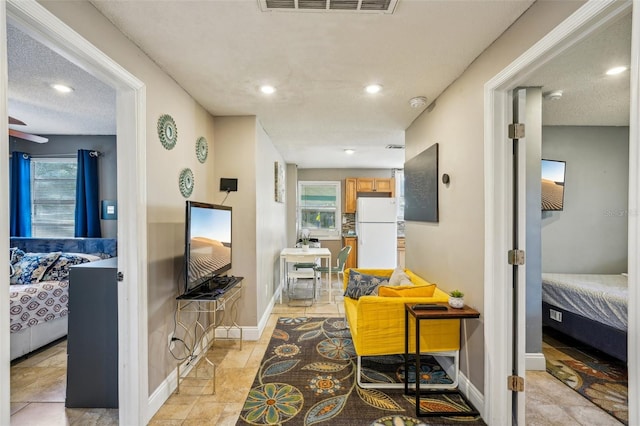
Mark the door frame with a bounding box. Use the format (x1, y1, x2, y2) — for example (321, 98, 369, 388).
(484, 0, 638, 424)
(0, 1, 149, 424)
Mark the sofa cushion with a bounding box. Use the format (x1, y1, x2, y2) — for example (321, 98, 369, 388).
(345, 270, 389, 299)
(378, 283, 436, 297)
(388, 267, 412, 286)
(10, 252, 61, 285)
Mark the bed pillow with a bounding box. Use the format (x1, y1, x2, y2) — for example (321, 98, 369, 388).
(10, 247, 25, 264)
(10, 252, 61, 285)
(344, 270, 389, 300)
(388, 267, 413, 286)
(9, 247, 26, 279)
(41, 252, 102, 281)
(378, 284, 436, 297)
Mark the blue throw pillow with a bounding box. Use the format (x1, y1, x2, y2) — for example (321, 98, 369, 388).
(344, 270, 389, 300)
(10, 252, 61, 285)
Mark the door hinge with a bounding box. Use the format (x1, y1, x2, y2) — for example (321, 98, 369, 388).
(508, 123, 525, 139)
(507, 375, 525, 392)
(508, 249, 525, 265)
(117, 272, 124, 282)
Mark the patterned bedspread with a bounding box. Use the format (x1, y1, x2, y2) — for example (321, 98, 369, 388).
(9, 280, 69, 333)
(542, 273, 627, 331)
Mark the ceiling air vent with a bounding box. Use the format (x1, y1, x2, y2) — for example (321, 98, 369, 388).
(260, 0, 398, 13)
(385, 144, 405, 150)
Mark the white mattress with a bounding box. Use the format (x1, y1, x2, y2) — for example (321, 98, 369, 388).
(541, 273, 627, 331)
(9, 280, 69, 333)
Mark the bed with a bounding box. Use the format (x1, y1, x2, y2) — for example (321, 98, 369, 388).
(541, 272, 627, 362)
(9, 237, 117, 360)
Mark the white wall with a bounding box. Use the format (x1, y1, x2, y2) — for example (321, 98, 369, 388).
(256, 121, 287, 315)
(213, 116, 287, 326)
(40, 0, 217, 395)
(542, 126, 629, 273)
(404, 0, 583, 390)
(214, 116, 259, 325)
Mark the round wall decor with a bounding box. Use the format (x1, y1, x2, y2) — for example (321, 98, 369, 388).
(196, 136, 208, 163)
(157, 114, 178, 150)
(178, 168, 194, 198)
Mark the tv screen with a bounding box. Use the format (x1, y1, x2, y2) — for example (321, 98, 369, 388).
(541, 159, 566, 211)
(184, 201, 232, 294)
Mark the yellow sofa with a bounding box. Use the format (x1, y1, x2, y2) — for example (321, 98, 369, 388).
(343, 268, 460, 389)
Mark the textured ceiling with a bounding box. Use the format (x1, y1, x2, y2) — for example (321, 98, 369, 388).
(6, 2, 631, 168)
(7, 22, 116, 136)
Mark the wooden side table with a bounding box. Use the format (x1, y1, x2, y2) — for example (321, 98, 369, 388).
(404, 303, 480, 417)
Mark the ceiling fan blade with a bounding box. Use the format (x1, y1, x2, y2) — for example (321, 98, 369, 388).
(9, 129, 48, 143)
(8, 116, 27, 126)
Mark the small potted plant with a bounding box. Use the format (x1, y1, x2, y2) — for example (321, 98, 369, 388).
(449, 290, 464, 309)
(301, 236, 310, 251)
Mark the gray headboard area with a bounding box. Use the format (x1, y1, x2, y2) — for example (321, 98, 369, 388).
(9, 237, 117, 258)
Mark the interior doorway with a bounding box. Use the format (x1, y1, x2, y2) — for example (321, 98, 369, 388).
(484, 1, 639, 425)
(1, 0, 149, 424)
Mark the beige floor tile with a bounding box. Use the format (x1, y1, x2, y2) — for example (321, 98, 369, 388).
(565, 405, 624, 425)
(147, 420, 185, 426)
(12, 282, 623, 426)
(10, 401, 28, 415)
(153, 401, 199, 421)
(9, 402, 70, 426)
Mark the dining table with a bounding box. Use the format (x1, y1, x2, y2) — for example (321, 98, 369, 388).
(279, 247, 332, 304)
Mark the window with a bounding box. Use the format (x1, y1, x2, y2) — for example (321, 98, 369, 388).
(394, 169, 405, 220)
(297, 181, 341, 239)
(31, 158, 77, 237)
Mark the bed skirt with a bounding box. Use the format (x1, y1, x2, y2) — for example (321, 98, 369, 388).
(10, 316, 67, 361)
(542, 301, 627, 362)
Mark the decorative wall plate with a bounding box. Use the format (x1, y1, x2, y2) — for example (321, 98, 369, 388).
(196, 136, 208, 163)
(179, 168, 194, 198)
(157, 114, 178, 150)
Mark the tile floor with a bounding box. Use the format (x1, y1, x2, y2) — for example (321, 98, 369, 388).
(9, 278, 622, 425)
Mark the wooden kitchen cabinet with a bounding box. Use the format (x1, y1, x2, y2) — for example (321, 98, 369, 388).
(345, 178, 357, 213)
(343, 237, 358, 270)
(345, 177, 396, 213)
(356, 178, 395, 196)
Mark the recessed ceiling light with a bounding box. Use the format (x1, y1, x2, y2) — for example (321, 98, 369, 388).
(51, 83, 73, 93)
(606, 66, 627, 76)
(344, 149, 355, 155)
(365, 84, 382, 94)
(260, 85, 276, 94)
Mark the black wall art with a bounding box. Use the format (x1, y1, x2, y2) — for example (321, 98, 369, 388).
(404, 143, 438, 222)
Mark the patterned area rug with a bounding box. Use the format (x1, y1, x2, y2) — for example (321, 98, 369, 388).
(237, 317, 484, 425)
(544, 328, 628, 424)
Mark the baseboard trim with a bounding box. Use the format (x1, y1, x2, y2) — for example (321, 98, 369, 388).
(526, 352, 546, 371)
(458, 372, 485, 419)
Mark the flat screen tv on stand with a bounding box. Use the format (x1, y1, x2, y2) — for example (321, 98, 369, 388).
(182, 201, 232, 296)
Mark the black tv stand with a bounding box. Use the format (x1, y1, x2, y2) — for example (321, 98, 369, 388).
(177, 275, 243, 300)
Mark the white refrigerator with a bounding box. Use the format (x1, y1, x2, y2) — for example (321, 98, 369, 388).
(356, 198, 398, 268)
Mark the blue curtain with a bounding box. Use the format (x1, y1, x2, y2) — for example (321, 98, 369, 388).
(10, 152, 32, 237)
(75, 150, 102, 237)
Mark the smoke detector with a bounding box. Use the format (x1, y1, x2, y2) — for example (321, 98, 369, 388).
(409, 96, 428, 109)
(544, 90, 563, 101)
(385, 144, 404, 150)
